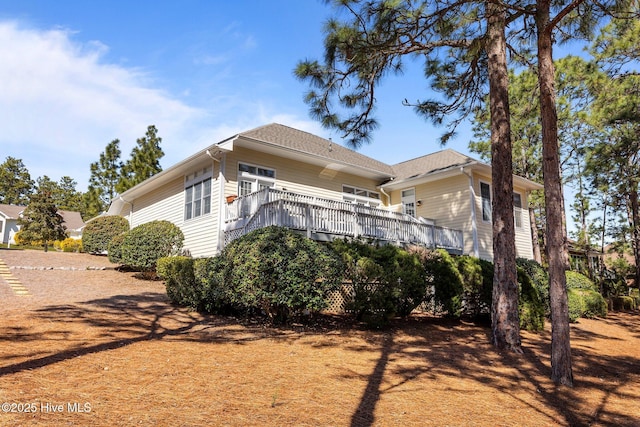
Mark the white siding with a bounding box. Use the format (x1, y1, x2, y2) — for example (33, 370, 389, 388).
(120, 161, 221, 258)
(223, 147, 384, 203)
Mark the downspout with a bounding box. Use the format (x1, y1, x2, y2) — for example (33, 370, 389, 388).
(119, 196, 133, 228)
(206, 149, 225, 253)
(215, 152, 228, 252)
(461, 167, 479, 258)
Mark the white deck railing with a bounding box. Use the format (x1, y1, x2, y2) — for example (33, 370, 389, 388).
(224, 188, 463, 251)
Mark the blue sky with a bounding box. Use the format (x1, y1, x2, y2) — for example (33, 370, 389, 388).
(0, 0, 475, 192)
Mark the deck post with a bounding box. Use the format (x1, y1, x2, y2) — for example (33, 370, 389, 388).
(306, 204, 312, 238)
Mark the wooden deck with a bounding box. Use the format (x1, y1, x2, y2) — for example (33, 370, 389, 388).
(224, 188, 463, 252)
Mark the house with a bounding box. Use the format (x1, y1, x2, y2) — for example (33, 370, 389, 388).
(0, 204, 86, 245)
(106, 123, 542, 260)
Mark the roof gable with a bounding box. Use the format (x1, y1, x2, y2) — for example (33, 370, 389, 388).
(391, 149, 477, 181)
(237, 124, 395, 177)
(0, 204, 25, 219)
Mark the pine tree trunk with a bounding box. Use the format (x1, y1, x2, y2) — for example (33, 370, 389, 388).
(529, 206, 543, 264)
(536, 0, 573, 387)
(629, 184, 640, 290)
(487, 1, 521, 352)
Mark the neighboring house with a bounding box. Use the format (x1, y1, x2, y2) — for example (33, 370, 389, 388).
(106, 123, 542, 260)
(0, 204, 86, 244)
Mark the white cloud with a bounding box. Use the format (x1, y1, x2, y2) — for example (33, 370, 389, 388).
(0, 20, 322, 194)
(0, 21, 203, 190)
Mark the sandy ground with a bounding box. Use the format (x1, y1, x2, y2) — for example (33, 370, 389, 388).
(0, 249, 639, 426)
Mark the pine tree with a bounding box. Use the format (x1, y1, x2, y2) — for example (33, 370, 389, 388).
(117, 125, 164, 193)
(0, 157, 34, 205)
(87, 139, 123, 214)
(18, 190, 67, 252)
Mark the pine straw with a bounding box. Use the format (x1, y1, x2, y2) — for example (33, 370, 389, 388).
(0, 250, 639, 426)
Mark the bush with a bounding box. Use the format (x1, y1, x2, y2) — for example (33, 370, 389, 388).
(82, 216, 129, 254)
(333, 240, 428, 327)
(220, 226, 344, 323)
(157, 256, 197, 308)
(57, 237, 83, 253)
(107, 233, 126, 265)
(566, 271, 598, 292)
(610, 295, 638, 311)
(567, 288, 587, 322)
(580, 290, 607, 318)
(194, 257, 234, 314)
(517, 258, 549, 316)
(517, 268, 545, 331)
(455, 256, 493, 318)
(117, 220, 184, 271)
(417, 248, 464, 317)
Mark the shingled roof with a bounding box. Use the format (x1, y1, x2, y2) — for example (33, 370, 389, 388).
(391, 149, 477, 182)
(0, 204, 25, 219)
(237, 123, 395, 177)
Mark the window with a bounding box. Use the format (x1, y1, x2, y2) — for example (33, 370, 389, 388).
(342, 185, 380, 206)
(480, 182, 524, 228)
(402, 188, 416, 217)
(480, 182, 491, 222)
(238, 162, 275, 196)
(513, 192, 523, 228)
(185, 167, 213, 220)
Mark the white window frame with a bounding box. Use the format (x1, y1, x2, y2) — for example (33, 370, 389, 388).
(401, 188, 416, 217)
(237, 162, 276, 196)
(342, 185, 381, 206)
(480, 181, 491, 222)
(480, 181, 525, 228)
(185, 167, 213, 221)
(513, 192, 523, 229)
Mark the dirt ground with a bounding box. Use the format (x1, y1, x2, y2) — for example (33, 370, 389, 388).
(0, 249, 638, 427)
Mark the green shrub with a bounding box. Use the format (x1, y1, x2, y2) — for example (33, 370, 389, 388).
(567, 288, 587, 322)
(221, 226, 344, 323)
(107, 233, 126, 265)
(517, 268, 545, 331)
(610, 295, 638, 311)
(82, 216, 129, 254)
(566, 271, 598, 292)
(418, 248, 464, 317)
(157, 256, 197, 308)
(118, 220, 184, 271)
(332, 240, 428, 327)
(517, 258, 549, 316)
(455, 256, 493, 318)
(194, 256, 233, 314)
(580, 290, 607, 318)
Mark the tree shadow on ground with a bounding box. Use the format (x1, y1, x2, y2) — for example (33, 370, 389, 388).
(1, 294, 638, 426)
(340, 314, 639, 427)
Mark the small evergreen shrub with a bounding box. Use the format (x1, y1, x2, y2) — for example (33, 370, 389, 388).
(82, 215, 130, 254)
(194, 256, 233, 314)
(221, 226, 344, 323)
(610, 295, 638, 311)
(157, 256, 197, 308)
(580, 290, 607, 318)
(332, 240, 428, 327)
(517, 258, 549, 316)
(418, 248, 464, 317)
(517, 268, 545, 331)
(455, 255, 493, 318)
(118, 220, 184, 271)
(107, 233, 126, 265)
(567, 288, 587, 323)
(566, 271, 598, 292)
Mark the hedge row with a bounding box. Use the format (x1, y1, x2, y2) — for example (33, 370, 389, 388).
(159, 227, 550, 329)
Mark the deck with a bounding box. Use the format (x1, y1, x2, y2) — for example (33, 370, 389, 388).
(224, 188, 463, 252)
